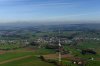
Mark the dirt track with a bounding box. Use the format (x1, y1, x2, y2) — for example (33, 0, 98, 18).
(43, 54, 73, 59)
(0, 55, 32, 64)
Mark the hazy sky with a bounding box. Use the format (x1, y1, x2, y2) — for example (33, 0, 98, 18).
(0, 0, 100, 23)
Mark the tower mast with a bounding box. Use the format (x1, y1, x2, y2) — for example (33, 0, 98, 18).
(58, 25, 61, 62)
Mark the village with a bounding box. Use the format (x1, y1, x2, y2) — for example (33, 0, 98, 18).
(0, 24, 99, 66)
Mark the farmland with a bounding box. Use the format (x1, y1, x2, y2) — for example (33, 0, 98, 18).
(0, 24, 99, 66)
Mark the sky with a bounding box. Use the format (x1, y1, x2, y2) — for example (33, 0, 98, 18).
(0, 0, 100, 23)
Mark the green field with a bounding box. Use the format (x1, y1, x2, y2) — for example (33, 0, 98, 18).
(0, 56, 55, 66)
(0, 48, 56, 66)
(0, 29, 100, 66)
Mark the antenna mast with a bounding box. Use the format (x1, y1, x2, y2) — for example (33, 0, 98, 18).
(58, 25, 61, 62)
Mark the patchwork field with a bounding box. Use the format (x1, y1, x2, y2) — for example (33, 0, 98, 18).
(0, 48, 56, 66)
(0, 56, 55, 66)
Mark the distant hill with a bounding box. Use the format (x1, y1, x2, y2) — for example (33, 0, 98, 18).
(0, 22, 100, 31)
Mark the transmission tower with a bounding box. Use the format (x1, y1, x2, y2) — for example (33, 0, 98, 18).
(58, 25, 62, 63)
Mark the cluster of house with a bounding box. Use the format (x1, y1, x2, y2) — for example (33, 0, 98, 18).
(74, 37, 100, 41)
(36, 37, 72, 44)
(0, 31, 17, 36)
(36, 36, 100, 45)
(0, 40, 29, 45)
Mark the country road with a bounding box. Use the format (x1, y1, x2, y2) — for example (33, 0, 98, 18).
(0, 55, 32, 64)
